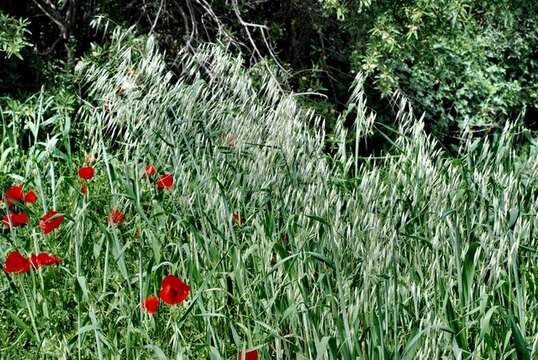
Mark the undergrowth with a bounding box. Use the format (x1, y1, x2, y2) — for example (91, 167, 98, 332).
(0, 25, 537, 359)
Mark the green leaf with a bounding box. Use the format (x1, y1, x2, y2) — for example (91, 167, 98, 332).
(445, 297, 468, 351)
(462, 242, 480, 305)
(507, 207, 519, 229)
(509, 314, 530, 360)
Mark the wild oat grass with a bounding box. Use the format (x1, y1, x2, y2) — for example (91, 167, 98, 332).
(1, 25, 537, 359)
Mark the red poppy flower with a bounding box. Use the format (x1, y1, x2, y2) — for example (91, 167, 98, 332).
(232, 212, 243, 225)
(23, 190, 38, 204)
(40, 210, 64, 234)
(3, 211, 29, 228)
(30, 253, 61, 269)
(3, 184, 24, 206)
(108, 208, 124, 225)
(145, 165, 156, 177)
(80, 185, 88, 194)
(3, 251, 30, 273)
(78, 166, 95, 180)
(142, 296, 160, 314)
(156, 174, 173, 189)
(158, 275, 190, 305)
(237, 349, 259, 360)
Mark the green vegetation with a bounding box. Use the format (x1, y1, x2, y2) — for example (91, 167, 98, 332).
(2, 25, 537, 358)
(1, 2, 537, 359)
(327, 0, 538, 137)
(0, 13, 30, 59)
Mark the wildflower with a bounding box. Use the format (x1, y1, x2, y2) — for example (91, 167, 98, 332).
(108, 209, 124, 225)
(237, 349, 259, 360)
(145, 164, 156, 177)
(3, 184, 24, 206)
(40, 211, 64, 234)
(159, 275, 190, 305)
(24, 190, 38, 204)
(80, 185, 88, 194)
(78, 166, 95, 180)
(3, 251, 30, 273)
(142, 296, 160, 315)
(30, 253, 61, 269)
(3, 211, 29, 228)
(4, 185, 38, 206)
(156, 174, 173, 189)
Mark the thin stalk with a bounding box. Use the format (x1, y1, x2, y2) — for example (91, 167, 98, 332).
(20, 278, 41, 344)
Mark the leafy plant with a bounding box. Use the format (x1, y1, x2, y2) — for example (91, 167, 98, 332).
(334, 0, 538, 137)
(0, 12, 31, 59)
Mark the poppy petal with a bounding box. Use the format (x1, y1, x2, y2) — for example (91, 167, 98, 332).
(3, 251, 30, 273)
(40, 211, 65, 234)
(156, 174, 174, 189)
(145, 165, 156, 177)
(158, 275, 190, 305)
(3, 211, 29, 228)
(3, 184, 24, 206)
(78, 166, 95, 180)
(24, 190, 38, 203)
(142, 296, 160, 314)
(108, 209, 124, 225)
(30, 253, 61, 269)
(237, 349, 259, 360)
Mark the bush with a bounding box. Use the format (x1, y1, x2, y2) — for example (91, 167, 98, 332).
(328, 0, 538, 137)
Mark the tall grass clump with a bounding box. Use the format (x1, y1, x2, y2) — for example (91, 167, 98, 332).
(1, 23, 537, 359)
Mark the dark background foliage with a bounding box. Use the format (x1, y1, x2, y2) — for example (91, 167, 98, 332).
(1, 0, 537, 149)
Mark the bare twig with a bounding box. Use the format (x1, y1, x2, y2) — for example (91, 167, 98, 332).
(32, 0, 68, 39)
(230, 0, 284, 91)
(149, 0, 164, 34)
(31, 0, 77, 41)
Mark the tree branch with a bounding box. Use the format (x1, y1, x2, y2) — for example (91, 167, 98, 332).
(32, 0, 67, 38)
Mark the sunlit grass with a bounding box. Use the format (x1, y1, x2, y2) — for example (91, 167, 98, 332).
(1, 24, 537, 359)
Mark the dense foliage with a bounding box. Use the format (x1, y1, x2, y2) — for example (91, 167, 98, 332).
(1, 26, 537, 357)
(0, 12, 30, 59)
(0, 2, 537, 358)
(2, 1, 536, 143)
(323, 0, 538, 138)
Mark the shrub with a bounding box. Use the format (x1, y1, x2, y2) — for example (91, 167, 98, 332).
(328, 0, 538, 137)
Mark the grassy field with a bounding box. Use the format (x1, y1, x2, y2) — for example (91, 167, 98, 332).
(1, 27, 537, 359)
